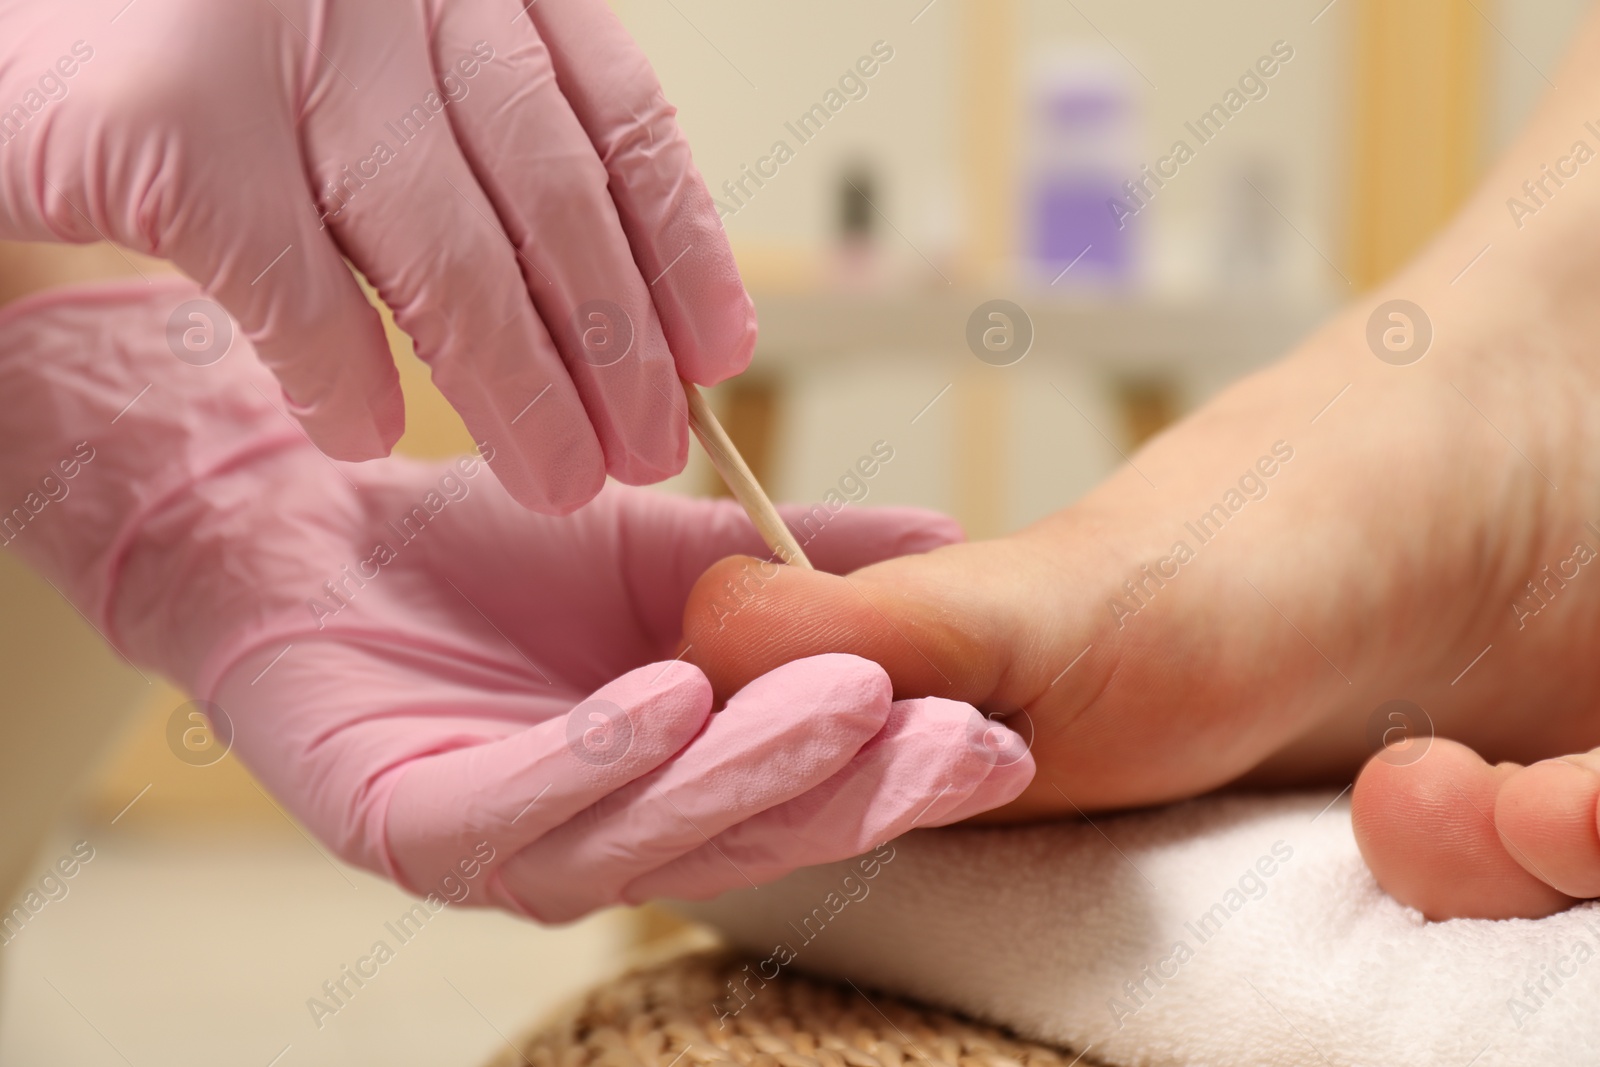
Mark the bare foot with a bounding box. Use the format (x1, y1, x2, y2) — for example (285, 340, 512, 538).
(683, 8, 1600, 920)
(686, 311, 1600, 822)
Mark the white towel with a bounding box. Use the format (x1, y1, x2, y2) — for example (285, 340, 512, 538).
(671, 792, 1600, 1067)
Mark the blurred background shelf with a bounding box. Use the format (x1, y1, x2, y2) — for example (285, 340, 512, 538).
(748, 290, 1332, 370)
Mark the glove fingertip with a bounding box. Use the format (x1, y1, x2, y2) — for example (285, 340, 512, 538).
(489, 431, 609, 517)
(716, 297, 759, 382)
(285, 370, 405, 461)
(730, 653, 892, 731)
(787, 505, 965, 577)
(596, 659, 712, 718)
(871, 698, 1034, 826)
(922, 750, 1036, 827)
(904, 510, 966, 552)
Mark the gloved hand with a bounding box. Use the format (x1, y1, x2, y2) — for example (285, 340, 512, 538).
(0, 280, 1032, 922)
(0, 0, 753, 513)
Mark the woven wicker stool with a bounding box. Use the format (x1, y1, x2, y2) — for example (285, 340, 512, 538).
(491, 952, 1087, 1067)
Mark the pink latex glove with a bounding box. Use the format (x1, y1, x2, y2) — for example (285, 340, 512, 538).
(0, 0, 753, 513)
(0, 280, 1032, 922)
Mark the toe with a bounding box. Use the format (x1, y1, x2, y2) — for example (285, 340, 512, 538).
(1352, 738, 1576, 920)
(682, 550, 999, 705)
(1495, 753, 1600, 899)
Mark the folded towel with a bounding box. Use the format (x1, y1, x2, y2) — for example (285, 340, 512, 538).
(671, 792, 1600, 1067)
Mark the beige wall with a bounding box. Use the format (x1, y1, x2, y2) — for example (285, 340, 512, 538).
(618, 0, 1356, 295)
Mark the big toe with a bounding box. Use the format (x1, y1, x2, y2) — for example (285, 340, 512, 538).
(1352, 738, 1575, 920)
(682, 551, 994, 704)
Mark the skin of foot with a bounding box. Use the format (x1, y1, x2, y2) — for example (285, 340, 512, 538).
(684, 9, 1600, 920)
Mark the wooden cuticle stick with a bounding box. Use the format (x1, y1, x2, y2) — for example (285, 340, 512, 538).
(681, 380, 813, 570)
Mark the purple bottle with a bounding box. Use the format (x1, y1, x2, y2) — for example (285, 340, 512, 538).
(1023, 49, 1140, 287)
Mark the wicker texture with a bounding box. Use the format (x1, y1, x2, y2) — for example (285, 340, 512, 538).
(495, 953, 1087, 1067)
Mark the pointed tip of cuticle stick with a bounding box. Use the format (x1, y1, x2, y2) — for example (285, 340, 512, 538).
(681, 379, 815, 570)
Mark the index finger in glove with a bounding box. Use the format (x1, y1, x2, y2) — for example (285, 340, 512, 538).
(382, 660, 712, 901)
(422, 2, 689, 490)
(492, 654, 893, 923)
(621, 698, 1036, 903)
